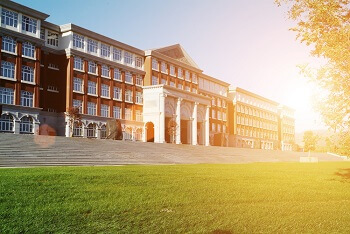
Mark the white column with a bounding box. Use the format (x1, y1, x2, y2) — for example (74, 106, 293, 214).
(205, 105, 210, 146)
(142, 125, 147, 142)
(14, 120, 20, 134)
(132, 128, 136, 142)
(192, 102, 198, 145)
(36, 20, 41, 39)
(97, 127, 101, 139)
(176, 98, 182, 144)
(158, 94, 166, 143)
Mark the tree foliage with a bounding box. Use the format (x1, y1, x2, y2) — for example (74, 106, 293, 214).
(276, 0, 350, 155)
(66, 107, 82, 137)
(303, 130, 318, 152)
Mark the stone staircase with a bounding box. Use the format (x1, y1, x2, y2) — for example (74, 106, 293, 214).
(0, 133, 345, 167)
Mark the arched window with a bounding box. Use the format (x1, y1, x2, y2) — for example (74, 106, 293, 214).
(1, 61, 15, 79)
(21, 66, 34, 82)
(100, 125, 107, 139)
(22, 41, 35, 58)
(124, 127, 132, 140)
(1, 36, 16, 53)
(87, 123, 96, 138)
(0, 114, 14, 132)
(20, 116, 33, 134)
(72, 122, 82, 137)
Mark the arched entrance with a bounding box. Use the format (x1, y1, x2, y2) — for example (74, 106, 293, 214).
(146, 122, 154, 142)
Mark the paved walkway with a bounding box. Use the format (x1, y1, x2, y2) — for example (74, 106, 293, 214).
(0, 133, 346, 167)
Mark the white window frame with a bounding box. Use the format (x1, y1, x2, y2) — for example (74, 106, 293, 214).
(1, 8, 18, 28)
(72, 99, 83, 114)
(113, 87, 122, 100)
(73, 34, 84, 49)
(87, 102, 97, 116)
(124, 51, 133, 65)
(74, 57, 84, 71)
(113, 48, 122, 61)
(88, 61, 97, 74)
(1, 61, 15, 79)
(21, 15, 37, 34)
(20, 116, 33, 133)
(47, 31, 59, 47)
(0, 87, 14, 104)
(101, 65, 109, 78)
(22, 41, 35, 58)
(113, 106, 121, 119)
(114, 68, 121, 81)
(101, 84, 110, 98)
(21, 65, 34, 83)
(73, 77, 83, 93)
(100, 43, 110, 57)
(87, 38, 98, 54)
(88, 80, 97, 95)
(152, 76, 158, 85)
(125, 72, 133, 84)
(136, 91, 143, 104)
(124, 108, 132, 120)
(125, 89, 133, 103)
(0, 114, 14, 132)
(1, 36, 16, 54)
(101, 104, 109, 117)
(20, 90, 33, 107)
(152, 58, 158, 70)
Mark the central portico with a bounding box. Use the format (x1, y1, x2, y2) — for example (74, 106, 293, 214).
(143, 85, 211, 145)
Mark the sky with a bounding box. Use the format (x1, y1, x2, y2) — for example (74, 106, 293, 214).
(14, 0, 327, 133)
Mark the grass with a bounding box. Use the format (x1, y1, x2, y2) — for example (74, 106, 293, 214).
(1, 162, 350, 233)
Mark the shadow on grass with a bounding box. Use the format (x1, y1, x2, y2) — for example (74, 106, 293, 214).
(334, 168, 350, 181)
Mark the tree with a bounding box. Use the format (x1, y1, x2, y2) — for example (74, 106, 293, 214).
(303, 130, 318, 152)
(276, 0, 350, 155)
(66, 107, 82, 137)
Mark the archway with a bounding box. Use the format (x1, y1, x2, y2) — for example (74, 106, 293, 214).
(146, 122, 154, 142)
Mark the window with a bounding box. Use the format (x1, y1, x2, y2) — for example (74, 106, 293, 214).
(22, 15, 37, 33)
(125, 90, 133, 102)
(114, 68, 121, 81)
(87, 102, 96, 115)
(0, 114, 14, 132)
(101, 125, 107, 139)
(212, 99, 216, 106)
(170, 65, 175, 76)
(88, 81, 96, 95)
(73, 34, 84, 49)
(21, 66, 34, 83)
(2, 36, 16, 53)
(212, 109, 216, 119)
(87, 39, 98, 53)
(101, 104, 109, 117)
(113, 48, 121, 61)
(0, 87, 14, 104)
(22, 41, 35, 58)
(135, 57, 143, 68)
(101, 65, 109, 77)
(223, 112, 227, 121)
(47, 31, 59, 47)
(87, 123, 96, 138)
(101, 84, 109, 97)
(101, 43, 110, 57)
(40, 28, 45, 40)
(73, 122, 82, 137)
(74, 57, 83, 70)
(217, 111, 222, 120)
(124, 51, 133, 65)
(136, 92, 143, 104)
(178, 83, 183, 89)
(170, 81, 175, 87)
(161, 62, 167, 73)
(152, 76, 158, 85)
(73, 99, 83, 113)
(152, 59, 158, 70)
(48, 63, 59, 70)
(113, 106, 121, 119)
(178, 68, 183, 78)
(185, 71, 190, 80)
(1, 9, 18, 27)
(212, 123, 216, 132)
(88, 61, 96, 74)
(161, 79, 167, 84)
(125, 72, 133, 84)
(217, 99, 221, 107)
(20, 116, 33, 133)
(125, 108, 132, 120)
(217, 124, 221, 132)
(73, 78, 83, 92)
(192, 73, 197, 83)
(21, 90, 33, 107)
(136, 75, 143, 86)
(222, 100, 226, 108)
(114, 87, 122, 100)
(136, 110, 142, 122)
(1, 61, 15, 79)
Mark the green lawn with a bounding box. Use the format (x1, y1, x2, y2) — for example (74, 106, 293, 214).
(1, 162, 350, 233)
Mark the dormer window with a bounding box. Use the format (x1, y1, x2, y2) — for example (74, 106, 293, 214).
(1, 9, 18, 28)
(22, 15, 37, 34)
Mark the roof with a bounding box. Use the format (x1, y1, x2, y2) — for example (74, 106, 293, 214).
(153, 44, 200, 69)
(230, 86, 279, 106)
(2, 0, 49, 20)
(60, 23, 145, 56)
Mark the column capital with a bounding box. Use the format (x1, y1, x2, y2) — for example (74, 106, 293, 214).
(177, 97, 183, 103)
(194, 102, 199, 106)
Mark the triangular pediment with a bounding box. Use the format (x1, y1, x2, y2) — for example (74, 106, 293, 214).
(154, 44, 200, 69)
